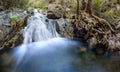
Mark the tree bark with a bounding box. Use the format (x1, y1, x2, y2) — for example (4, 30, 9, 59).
(86, 0, 92, 15)
(81, 0, 87, 10)
(77, 0, 80, 17)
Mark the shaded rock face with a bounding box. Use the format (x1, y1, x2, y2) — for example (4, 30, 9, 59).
(0, 9, 27, 51)
(46, 4, 64, 19)
(56, 18, 74, 38)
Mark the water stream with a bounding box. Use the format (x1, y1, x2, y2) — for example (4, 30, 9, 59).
(0, 9, 120, 72)
(23, 9, 59, 44)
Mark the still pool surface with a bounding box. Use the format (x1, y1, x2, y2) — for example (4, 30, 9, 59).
(0, 38, 120, 72)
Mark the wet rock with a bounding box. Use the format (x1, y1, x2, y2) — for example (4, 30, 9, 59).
(47, 4, 64, 19)
(47, 11, 61, 19)
(79, 47, 87, 53)
(27, 7, 34, 14)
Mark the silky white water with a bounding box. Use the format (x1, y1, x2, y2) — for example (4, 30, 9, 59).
(23, 9, 59, 44)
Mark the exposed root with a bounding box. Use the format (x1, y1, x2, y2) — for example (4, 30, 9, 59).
(91, 15, 115, 33)
(73, 10, 120, 55)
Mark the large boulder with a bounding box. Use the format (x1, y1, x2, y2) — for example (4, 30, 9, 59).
(46, 4, 64, 19)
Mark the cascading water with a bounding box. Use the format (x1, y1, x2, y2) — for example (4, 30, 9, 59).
(23, 9, 59, 44)
(10, 9, 108, 72)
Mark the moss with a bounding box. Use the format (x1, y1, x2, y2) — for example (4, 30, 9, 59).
(10, 16, 18, 22)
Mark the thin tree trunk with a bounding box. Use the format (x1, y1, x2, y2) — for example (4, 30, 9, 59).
(86, 0, 92, 15)
(81, 0, 87, 10)
(118, 0, 120, 4)
(77, 0, 80, 17)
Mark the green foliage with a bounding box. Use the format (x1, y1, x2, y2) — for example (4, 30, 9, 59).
(28, 0, 48, 9)
(10, 16, 18, 22)
(93, 0, 103, 7)
(102, 10, 113, 20)
(19, 0, 29, 9)
(101, 9, 119, 23)
(93, 0, 103, 11)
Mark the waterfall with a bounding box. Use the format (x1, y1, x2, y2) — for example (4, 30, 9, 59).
(23, 9, 59, 44)
(10, 9, 108, 72)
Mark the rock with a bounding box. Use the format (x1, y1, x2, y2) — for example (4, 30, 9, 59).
(0, 9, 27, 25)
(79, 47, 87, 53)
(0, 9, 27, 51)
(56, 18, 73, 38)
(47, 4, 64, 19)
(47, 11, 61, 19)
(27, 7, 34, 14)
(0, 25, 8, 41)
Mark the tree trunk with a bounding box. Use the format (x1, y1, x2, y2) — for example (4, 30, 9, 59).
(86, 0, 92, 15)
(81, 0, 87, 10)
(118, 0, 120, 4)
(77, 0, 80, 17)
